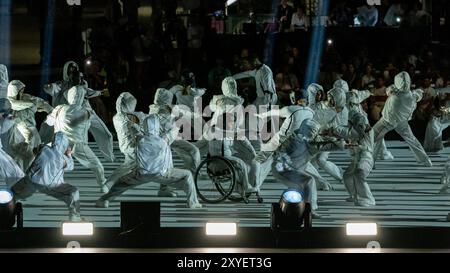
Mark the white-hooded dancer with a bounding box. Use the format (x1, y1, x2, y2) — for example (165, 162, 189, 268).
(0, 98, 25, 187)
(330, 111, 376, 206)
(252, 92, 316, 192)
(6, 80, 53, 170)
(42, 61, 114, 161)
(96, 115, 202, 209)
(271, 118, 345, 218)
(104, 92, 146, 189)
(46, 86, 108, 192)
(372, 72, 432, 167)
(11, 132, 81, 221)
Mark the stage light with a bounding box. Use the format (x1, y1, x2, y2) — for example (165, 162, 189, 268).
(346, 223, 378, 236)
(271, 189, 312, 231)
(327, 39, 333, 45)
(62, 222, 94, 236)
(0, 189, 23, 230)
(206, 223, 237, 236)
(85, 59, 92, 66)
(396, 17, 401, 23)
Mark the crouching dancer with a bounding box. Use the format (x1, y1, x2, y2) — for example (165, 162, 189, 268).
(271, 119, 346, 218)
(11, 132, 81, 221)
(96, 115, 202, 209)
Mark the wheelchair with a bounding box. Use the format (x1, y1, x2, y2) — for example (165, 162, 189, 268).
(194, 156, 264, 204)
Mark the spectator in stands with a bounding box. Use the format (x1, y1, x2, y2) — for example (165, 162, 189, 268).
(290, 5, 309, 31)
(356, 3, 379, 27)
(330, 1, 353, 26)
(276, 0, 294, 32)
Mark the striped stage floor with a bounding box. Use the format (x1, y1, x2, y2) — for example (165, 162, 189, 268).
(2, 141, 450, 228)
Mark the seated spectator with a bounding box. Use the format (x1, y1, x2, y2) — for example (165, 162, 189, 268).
(330, 1, 353, 26)
(361, 63, 376, 89)
(275, 64, 300, 106)
(343, 63, 357, 88)
(369, 76, 388, 123)
(290, 6, 309, 31)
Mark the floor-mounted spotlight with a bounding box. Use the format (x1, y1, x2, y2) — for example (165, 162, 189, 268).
(62, 222, 94, 236)
(271, 189, 312, 231)
(0, 189, 23, 230)
(206, 223, 237, 236)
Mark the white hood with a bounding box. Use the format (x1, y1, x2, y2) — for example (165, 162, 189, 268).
(154, 88, 173, 106)
(221, 77, 239, 98)
(116, 92, 137, 114)
(67, 86, 86, 106)
(328, 87, 347, 109)
(63, 61, 79, 81)
(394, 71, 411, 92)
(307, 83, 324, 106)
(333, 79, 349, 93)
(7, 80, 26, 98)
(297, 118, 321, 140)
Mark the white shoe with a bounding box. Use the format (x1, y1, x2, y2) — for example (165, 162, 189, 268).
(381, 151, 394, 160)
(158, 189, 178, 197)
(355, 201, 376, 207)
(312, 212, 322, 219)
(69, 214, 83, 222)
(189, 202, 203, 209)
(95, 199, 109, 208)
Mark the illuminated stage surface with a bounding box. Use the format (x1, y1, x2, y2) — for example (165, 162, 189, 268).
(2, 141, 450, 228)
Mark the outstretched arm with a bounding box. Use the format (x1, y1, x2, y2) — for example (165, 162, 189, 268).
(233, 69, 256, 81)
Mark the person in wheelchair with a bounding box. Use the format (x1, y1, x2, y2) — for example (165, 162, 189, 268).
(204, 111, 258, 200)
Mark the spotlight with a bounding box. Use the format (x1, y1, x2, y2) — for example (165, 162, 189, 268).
(226, 0, 238, 6)
(396, 17, 401, 23)
(327, 39, 333, 45)
(271, 189, 312, 231)
(62, 222, 94, 236)
(346, 223, 378, 236)
(206, 223, 237, 236)
(85, 59, 92, 66)
(0, 189, 23, 230)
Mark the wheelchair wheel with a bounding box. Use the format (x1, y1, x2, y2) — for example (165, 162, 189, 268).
(194, 156, 236, 203)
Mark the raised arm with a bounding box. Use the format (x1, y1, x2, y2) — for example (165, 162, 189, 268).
(233, 69, 257, 81)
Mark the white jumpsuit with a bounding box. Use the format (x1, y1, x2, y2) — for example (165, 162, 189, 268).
(0, 98, 25, 187)
(105, 92, 146, 188)
(42, 61, 114, 161)
(7, 80, 53, 170)
(333, 111, 376, 206)
(372, 72, 431, 166)
(48, 86, 107, 191)
(149, 88, 201, 175)
(311, 86, 346, 182)
(98, 115, 202, 208)
(11, 132, 80, 220)
(272, 119, 345, 211)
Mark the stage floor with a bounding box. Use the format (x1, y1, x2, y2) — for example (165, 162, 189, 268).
(2, 141, 450, 228)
